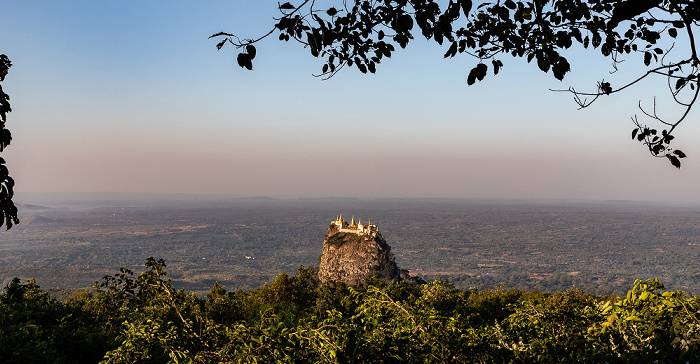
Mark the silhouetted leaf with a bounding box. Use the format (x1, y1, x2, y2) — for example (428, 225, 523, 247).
(357, 63, 367, 74)
(460, 0, 473, 18)
(674, 150, 687, 158)
(492, 59, 503, 75)
(246, 45, 257, 59)
(667, 154, 681, 169)
(475, 63, 488, 81)
(326, 7, 337, 16)
(237, 53, 253, 70)
(444, 42, 458, 58)
(668, 28, 677, 38)
(632, 129, 638, 140)
(307, 32, 320, 56)
(279, 2, 295, 10)
(434, 28, 444, 45)
(552, 58, 570, 80)
(675, 78, 686, 90)
(537, 55, 550, 72)
(644, 51, 652, 66)
(209, 32, 234, 39)
(467, 66, 478, 85)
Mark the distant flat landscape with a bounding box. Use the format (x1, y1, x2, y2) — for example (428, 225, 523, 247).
(3, 196, 700, 297)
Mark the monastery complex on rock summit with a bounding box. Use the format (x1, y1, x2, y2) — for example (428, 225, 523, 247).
(331, 215, 380, 237)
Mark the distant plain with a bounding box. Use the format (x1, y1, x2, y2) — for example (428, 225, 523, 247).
(3, 196, 700, 297)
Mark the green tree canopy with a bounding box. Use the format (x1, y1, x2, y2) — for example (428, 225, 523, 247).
(212, 0, 700, 168)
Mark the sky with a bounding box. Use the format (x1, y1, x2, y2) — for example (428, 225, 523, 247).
(1, 1, 700, 203)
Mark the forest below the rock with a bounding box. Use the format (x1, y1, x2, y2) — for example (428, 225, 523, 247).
(3, 258, 700, 363)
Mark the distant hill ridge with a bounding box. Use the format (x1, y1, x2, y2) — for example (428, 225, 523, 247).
(18, 204, 52, 211)
(20, 215, 55, 224)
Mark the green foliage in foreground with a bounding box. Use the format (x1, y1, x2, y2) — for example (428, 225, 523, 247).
(2, 259, 700, 363)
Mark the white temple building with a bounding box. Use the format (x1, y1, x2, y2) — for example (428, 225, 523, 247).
(331, 214, 379, 236)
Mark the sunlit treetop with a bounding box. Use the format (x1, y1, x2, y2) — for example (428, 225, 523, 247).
(212, 0, 700, 168)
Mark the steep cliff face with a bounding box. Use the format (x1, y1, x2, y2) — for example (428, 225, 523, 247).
(318, 223, 402, 286)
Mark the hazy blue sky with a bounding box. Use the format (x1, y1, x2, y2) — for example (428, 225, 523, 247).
(2, 1, 700, 203)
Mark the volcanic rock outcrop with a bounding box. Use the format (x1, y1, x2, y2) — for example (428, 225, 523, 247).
(318, 216, 416, 286)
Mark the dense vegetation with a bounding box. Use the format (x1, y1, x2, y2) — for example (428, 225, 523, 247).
(3, 257, 700, 363)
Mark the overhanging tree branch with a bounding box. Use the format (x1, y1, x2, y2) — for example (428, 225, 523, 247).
(0, 54, 18, 230)
(212, 0, 700, 168)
